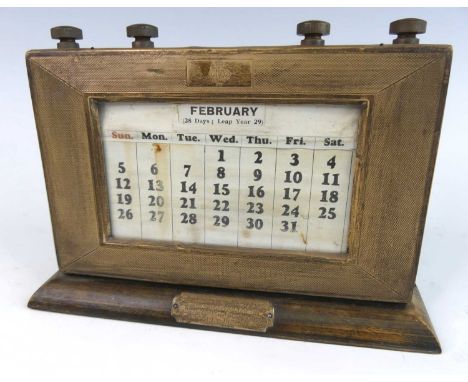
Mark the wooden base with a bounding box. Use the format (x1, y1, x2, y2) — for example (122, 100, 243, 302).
(28, 272, 440, 353)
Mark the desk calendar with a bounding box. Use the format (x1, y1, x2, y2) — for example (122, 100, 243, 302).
(27, 18, 451, 353)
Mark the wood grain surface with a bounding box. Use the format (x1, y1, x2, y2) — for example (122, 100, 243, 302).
(29, 272, 441, 353)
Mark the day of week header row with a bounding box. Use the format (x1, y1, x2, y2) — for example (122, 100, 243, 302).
(105, 131, 356, 149)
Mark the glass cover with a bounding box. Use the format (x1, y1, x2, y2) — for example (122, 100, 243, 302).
(100, 102, 360, 254)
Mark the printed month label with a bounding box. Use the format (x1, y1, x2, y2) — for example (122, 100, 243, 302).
(178, 104, 266, 127)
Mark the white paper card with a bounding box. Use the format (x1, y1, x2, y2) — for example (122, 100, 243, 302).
(101, 102, 360, 254)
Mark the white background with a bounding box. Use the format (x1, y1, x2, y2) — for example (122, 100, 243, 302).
(0, 7, 467, 380)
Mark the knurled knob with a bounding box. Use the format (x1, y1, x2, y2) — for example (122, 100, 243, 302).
(389, 18, 427, 44)
(297, 20, 330, 46)
(50, 26, 82, 49)
(127, 24, 158, 48)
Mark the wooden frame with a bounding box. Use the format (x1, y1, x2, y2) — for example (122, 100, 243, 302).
(27, 44, 451, 303)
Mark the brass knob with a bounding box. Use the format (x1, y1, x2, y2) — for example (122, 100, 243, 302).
(127, 24, 158, 48)
(389, 18, 427, 44)
(50, 26, 82, 49)
(297, 20, 330, 46)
